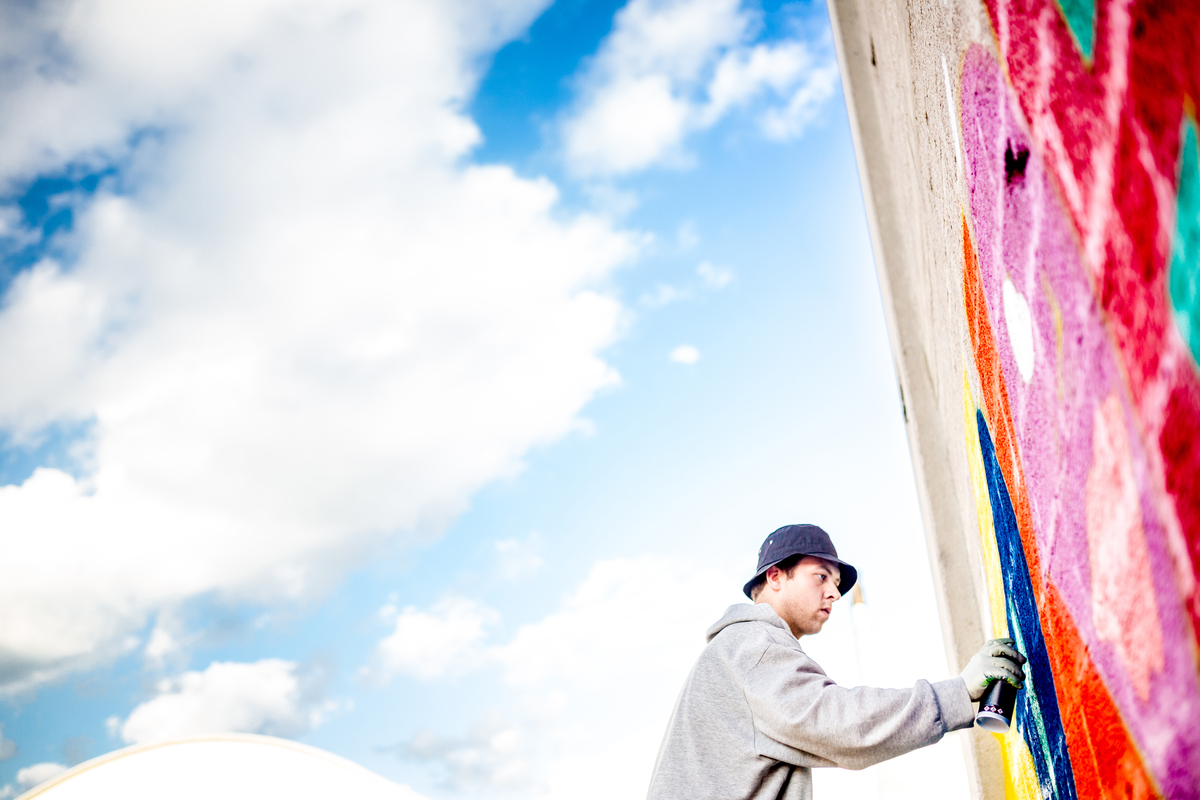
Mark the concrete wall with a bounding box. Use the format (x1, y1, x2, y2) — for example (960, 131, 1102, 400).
(828, 1, 1200, 798)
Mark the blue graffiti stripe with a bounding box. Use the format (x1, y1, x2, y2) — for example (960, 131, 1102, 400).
(977, 411, 1078, 799)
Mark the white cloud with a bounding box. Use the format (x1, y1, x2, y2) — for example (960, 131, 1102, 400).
(397, 555, 739, 800)
(379, 558, 719, 687)
(703, 41, 812, 123)
(675, 219, 699, 251)
(0, 725, 15, 761)
(565, 75, 694, 175)
(669, 345, 700, 364)
(115, 658, 336, 744)
(639, 261, 730, 308)
(142, 609, 194, 671)
(561, 0, 836, 177)
(0, 0, 641, 692)
(759, 61, 841, 141)
(367, 597, 498, 682)
(493, 555, 730, 687)
(696, 260, 733, 288)
(495, 534, 545, 581)
(15, 762, 67, 791)
(640, 282, 690, 307)
(401, 711, 532, 792)
(143, 625, 180, 670)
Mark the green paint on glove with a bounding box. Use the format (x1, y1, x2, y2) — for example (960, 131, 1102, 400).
(960, 637, 1026, 701)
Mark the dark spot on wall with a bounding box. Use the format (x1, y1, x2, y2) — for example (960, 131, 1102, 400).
(1005, 139, 1030, 183)
(870, 37, 876, 67)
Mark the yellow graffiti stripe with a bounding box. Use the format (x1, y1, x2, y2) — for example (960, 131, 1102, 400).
(964, 371, 1042, 800)
(963, 370, 1009, 639)
(999, 729, 1042, 800)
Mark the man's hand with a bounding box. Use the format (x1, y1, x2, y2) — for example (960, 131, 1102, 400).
(960, 638, 1026, 701)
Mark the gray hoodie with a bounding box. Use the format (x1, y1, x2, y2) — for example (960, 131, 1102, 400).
(646, 603, 974, 800)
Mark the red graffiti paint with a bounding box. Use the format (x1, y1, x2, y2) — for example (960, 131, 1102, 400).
(963, 217, 1159, 800)
(1041, 586, 1159, 800)
(982, 0, 1200, 647)
(959, 42, 1200, 791)
(963, 217, 1040, 585)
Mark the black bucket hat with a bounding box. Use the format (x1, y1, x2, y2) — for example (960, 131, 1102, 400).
(742, 524, 858, 599)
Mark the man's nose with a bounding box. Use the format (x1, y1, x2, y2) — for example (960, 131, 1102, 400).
(829, 585, 841, 601)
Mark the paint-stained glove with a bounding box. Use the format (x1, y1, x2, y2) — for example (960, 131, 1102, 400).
(959, 638, 1027, 701)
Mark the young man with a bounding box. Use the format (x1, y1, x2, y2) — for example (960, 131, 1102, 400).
(647, 524, 1025, 800)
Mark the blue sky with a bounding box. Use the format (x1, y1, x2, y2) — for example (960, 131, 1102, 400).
(0, 1, 969, 797)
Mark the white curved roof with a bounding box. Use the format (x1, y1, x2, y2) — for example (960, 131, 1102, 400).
(17, 734, 429, 800)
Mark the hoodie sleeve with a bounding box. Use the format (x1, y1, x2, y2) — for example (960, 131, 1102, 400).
(742, 642, 975, 770)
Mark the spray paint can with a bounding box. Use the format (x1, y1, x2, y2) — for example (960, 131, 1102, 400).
(975, 679, 1018, 732)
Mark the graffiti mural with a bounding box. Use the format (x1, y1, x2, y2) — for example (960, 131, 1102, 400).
(953, 2, 1200, 797)
(979, 0, 1200, 644)
(829, 0, 1200, 794)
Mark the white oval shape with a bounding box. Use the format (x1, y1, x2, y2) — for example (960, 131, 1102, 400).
(1002, 278, 1035, 383)
(18, 734, 428, 800)
(669, 345, 700, 365)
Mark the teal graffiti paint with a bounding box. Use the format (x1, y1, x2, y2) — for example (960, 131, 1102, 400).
(1171, 117, 1200, 367)
(1054, 0, 1095, 61)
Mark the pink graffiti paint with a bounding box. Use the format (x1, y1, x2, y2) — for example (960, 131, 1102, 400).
(961, 44, 1200, 797)
(1087, 393, 1164, 703)
(983, 0, 1200, 650)
(964, 215, 1155, 800)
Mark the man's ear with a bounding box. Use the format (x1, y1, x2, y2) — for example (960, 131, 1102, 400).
(764, 564, 785, 590)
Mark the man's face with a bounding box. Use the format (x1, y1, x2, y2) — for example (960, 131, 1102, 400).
(768, 556, 842, 638)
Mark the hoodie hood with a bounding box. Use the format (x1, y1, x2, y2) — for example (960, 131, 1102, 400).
(706, 603, 790, 642)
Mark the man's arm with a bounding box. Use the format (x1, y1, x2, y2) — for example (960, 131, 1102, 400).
(742, 644, 975, 771)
